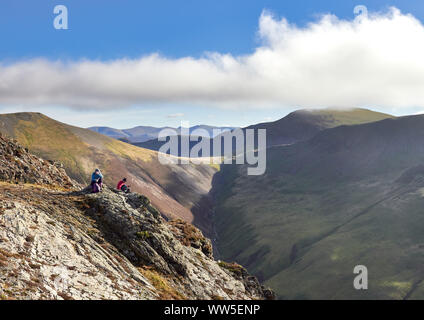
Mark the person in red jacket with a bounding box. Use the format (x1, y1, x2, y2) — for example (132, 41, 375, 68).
(117, 178, 130, 193)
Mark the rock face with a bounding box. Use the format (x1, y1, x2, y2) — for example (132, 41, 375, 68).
(0, 187, 156, 300)
(0, 133, 78, 189)
(0, 135, 273, 300)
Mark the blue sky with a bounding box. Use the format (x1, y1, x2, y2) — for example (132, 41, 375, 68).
(1, 0, 424, 128)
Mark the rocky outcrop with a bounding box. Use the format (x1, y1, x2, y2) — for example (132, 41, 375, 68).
(0, 133, 78, 189)
(0, 185, 156, 300)
(83, 188, 273, 299)
(0, 134, 273, 300)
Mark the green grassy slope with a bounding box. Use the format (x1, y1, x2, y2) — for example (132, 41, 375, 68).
(246, 108, 394, 147)
(135, 108, 393, 155)
(214, 115, 424, 299)
(0, 112, 217, 223)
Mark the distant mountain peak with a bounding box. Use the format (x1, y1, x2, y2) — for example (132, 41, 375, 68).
(89, 124, 238, 143)
(248, 107, 394, 147)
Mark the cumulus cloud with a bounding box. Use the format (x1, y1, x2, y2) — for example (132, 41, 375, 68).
(1, 7, 424, 111)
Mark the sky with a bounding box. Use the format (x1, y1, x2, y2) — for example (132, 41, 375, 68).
(1, 0, 424, 129)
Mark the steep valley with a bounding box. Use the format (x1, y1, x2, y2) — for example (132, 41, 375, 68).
(1, 108, 416, 300)
(212, 115, 424, 299)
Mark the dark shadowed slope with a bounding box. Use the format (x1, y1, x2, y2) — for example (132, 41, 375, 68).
(213, 115, 424, 299)
(0, 112, 216, 224)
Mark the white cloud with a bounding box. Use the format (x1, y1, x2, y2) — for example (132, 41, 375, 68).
(1, 7, 424, 111)
(166, 113, 184, 118)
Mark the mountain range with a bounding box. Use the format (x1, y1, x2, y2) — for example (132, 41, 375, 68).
(89, 125, 236, 143)
(4, 107, 424, 300)
(246, 108, 394, 147)
(213, 113, 424, 299)
(126, 108, 393, 157)
(0, 112, 216, 226)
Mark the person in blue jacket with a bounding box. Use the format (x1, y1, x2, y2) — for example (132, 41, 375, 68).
(91, 168, 103, 193)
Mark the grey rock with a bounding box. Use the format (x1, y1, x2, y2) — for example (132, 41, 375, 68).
(0, 134, 273, 300)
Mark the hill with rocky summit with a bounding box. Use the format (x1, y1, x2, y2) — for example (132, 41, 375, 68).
(0, 134, 273, 300)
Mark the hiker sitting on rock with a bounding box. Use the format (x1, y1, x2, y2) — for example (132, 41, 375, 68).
(91, 168, 103, 193)
(117, 177, 131, 193)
